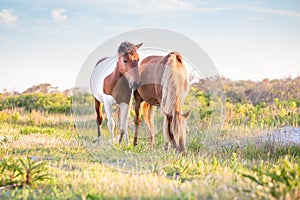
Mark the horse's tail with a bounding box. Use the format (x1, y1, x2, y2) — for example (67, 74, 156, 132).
(164, 112, 180, 150)
(168, 52, 183, 66)
(173, 110, 182, 148)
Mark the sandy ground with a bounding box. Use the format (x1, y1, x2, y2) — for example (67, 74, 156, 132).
(268, 126, 300, 145)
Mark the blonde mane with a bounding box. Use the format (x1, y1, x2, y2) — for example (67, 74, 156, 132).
(160, 52, 189, 148)
(161, 52, 189, 115)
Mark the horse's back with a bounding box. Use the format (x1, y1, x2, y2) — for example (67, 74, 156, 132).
(90, 57, 117, 103)
(140, 55, 164, 65)
(139, 52, 189, 113)
(138, 53, 189, 106)
(138, 55, 166, 105)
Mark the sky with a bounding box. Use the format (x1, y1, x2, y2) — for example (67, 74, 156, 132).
(0, 0, 299, 92)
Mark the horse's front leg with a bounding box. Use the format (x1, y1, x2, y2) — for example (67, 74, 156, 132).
(119, 103, 129, 145)
(179, 137, 187, 155)
(133, 91, 142, 146)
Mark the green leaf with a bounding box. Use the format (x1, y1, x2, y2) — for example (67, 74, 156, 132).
(242, 173, 264, 186)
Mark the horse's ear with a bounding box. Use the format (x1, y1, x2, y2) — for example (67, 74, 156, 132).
(135, 42, 143, 49)
(182, 110, 190, 119)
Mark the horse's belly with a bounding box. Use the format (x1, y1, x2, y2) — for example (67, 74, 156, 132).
(94, 83, 116, 104)
(138, 84, 161, 106)
(144, 98, 160, 106)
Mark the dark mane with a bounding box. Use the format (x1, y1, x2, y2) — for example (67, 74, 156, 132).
(95, 57, 108, 68)
(118, 41, 137, 55)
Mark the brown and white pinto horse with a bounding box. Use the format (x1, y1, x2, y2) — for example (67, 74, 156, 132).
(133, 52, 190, 154)
(90, 42, 142, 144)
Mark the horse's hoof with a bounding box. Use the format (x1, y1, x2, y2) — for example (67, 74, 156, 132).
(110, 138, 115, 144)
(116, 134, 121, 144)
(96, 137, 101, 144)
(180, 150, 187, 156)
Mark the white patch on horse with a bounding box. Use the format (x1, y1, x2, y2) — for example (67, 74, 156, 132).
(90, 56, 117, 104)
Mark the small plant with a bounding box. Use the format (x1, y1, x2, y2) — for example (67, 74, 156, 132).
(11, 112, 20, 123)
(242, 156, 300, 199)
(0, 135, 10, 146)
(0, 157, 51, 189)
(164, 158, 189, 180)
(0, 135, 20, 156)
(0, 111, 8, 122)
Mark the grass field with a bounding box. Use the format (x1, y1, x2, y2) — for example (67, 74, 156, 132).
(1, 110, 299, 199)
(1, 78, 300, 199)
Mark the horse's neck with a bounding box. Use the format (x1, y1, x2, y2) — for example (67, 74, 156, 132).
(103, 62, 122, 95)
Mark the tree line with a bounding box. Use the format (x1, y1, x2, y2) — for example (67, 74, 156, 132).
(0, 77, 299, 119)
(192, 76, 300, 106)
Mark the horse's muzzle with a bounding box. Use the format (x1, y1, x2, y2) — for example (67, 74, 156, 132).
(130, 81, 141, 91)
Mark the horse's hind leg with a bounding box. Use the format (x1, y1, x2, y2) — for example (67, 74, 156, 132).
(144, 103, 155, 148)
(103, 99, 115, 143)
(163, 116, 170, 151)
(133, 91, 143, 146)
(95, 99, 103, 138)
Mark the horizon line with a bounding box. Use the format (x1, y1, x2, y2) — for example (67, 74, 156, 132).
(1, 74, 299, 94)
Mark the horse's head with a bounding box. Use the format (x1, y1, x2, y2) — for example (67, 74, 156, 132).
(117, 42, 143, 90)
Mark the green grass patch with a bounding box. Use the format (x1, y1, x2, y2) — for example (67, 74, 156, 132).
(19, 126, 55, 135)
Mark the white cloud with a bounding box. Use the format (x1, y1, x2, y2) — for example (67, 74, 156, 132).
(52, 8, 67, 22)
(83, 0, 228, 15)
(196, 7, 229, 13)
(86, 0, 189, 13)
(105, 0, 196, 13)
(138, 0, 196, 12)
(0, 9, 18, 26)
(245, 6, 300, 17)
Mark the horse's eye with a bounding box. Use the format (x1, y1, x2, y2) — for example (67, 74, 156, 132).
(124, 60, 128, 64)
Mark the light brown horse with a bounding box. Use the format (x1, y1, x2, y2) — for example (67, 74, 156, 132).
(133, 52, 190, 154)
(91, 42, 142, 144)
